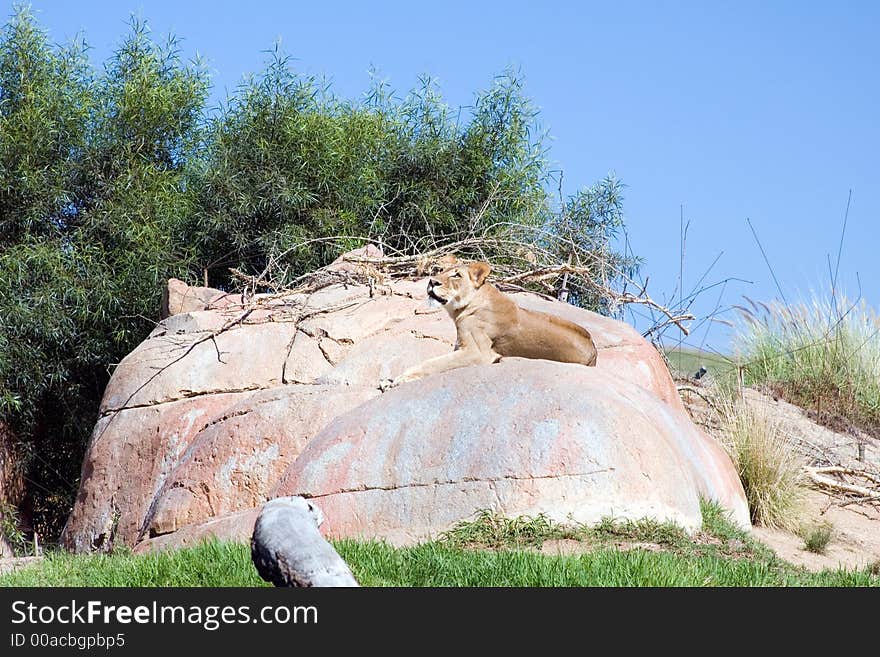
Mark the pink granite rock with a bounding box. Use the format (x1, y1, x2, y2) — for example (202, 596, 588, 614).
(143, 386, 377, 538)
(134, 508, 260, 554)
(275, 360, 749, 543)
(326, 244, 384, 273)
(101, 320, 308, 411)
(62, 386, 375, 552)
(63, 392, 253, 552)
(62, 268, 748, 553)
(161, 278, 240, 318)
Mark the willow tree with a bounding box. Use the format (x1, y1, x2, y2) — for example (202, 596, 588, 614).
(192, 54, 549, 287)
(0, 8, 208, 537)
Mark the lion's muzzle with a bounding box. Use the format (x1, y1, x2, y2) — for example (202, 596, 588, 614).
(427, 279, 447, 304)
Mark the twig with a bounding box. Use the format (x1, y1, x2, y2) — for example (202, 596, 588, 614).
(804, 465, 880, 498)
(676, 385, 721, 413)
(497, 263, 693, 336)
(209, 335, 225, 364)
(830, 189, 852, 319)
(808, 466, 880, 485)
(747, 217, 788, 305)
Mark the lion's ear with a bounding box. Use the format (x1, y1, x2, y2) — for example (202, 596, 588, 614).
(468, 261, 491, 288)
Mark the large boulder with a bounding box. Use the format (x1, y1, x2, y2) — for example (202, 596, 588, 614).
(62, 262, 748, 553)
(144, 386, 376, 537)
(272, 360, 748, 542)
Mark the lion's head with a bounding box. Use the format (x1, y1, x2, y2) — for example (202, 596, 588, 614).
(426, 261, 491, 313)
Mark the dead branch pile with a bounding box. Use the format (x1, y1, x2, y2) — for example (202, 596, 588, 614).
(805, 466, 880, 508)
(227, 224, 694, 338)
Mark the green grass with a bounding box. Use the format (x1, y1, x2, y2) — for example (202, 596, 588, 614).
(0, 541, 268, 587)
(338, 541, 876, 587)
(1, 503, 877, 587)
(438, 509, 584, 550)
(734, 295, 880, 436)
(440, 500, 777, 564)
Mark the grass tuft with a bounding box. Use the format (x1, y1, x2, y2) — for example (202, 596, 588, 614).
(439, 510, 693, 551)
(439, 510, 580, 550)
(718, 399, 805, 530)
(697, 499, 776, 561)
(591, 515, 690, 548)
(0, 501, 27, 556)
(799, 522, 834, 555)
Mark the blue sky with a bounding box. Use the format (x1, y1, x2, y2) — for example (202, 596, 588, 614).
(20, 1, 880, 355)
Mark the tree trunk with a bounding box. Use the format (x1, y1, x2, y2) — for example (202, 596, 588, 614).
(251, 497, 359, 587)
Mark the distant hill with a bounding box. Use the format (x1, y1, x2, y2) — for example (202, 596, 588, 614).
(664, 346, 736, 382)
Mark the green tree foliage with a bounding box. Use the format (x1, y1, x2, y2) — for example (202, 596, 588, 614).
(0, 8, 208, 537)
(1, 8, 97, 535)
(0, 7, 92, 244)
(193, 53, 548, 285)
(546, 175, 640, 313)
(0, 7, 635, 541)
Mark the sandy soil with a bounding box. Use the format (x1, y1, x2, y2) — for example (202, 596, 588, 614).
(752, 489, 880, 571)
(681, 383, 880, 572)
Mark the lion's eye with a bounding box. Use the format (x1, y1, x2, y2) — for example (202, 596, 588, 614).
(450, 272, 461, 278)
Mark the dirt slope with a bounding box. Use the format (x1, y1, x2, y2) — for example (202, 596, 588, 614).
(681, 384, 880, 572)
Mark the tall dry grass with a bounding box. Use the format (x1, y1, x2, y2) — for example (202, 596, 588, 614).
(718, 399, 805, 529)
(734, 295, 880, 434)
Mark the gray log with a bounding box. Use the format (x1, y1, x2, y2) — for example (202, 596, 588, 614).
(251, 496, 359, 587)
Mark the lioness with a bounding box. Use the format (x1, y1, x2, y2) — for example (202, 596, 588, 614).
(387, 261, 597, 388)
